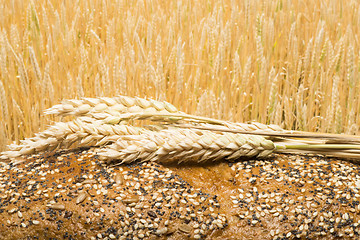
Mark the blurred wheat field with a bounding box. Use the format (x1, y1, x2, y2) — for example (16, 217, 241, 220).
(0, 0, 360, 150)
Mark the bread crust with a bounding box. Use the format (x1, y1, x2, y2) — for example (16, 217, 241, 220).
(1, 149, 360, 239)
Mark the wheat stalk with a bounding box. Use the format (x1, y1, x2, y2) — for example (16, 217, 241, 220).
(98, 128, 275, 164)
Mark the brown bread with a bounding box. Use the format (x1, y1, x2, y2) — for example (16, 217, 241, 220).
(1, 149, 360, 239)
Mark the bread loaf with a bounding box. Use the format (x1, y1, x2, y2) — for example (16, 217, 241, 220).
(1, 149, 360, 239)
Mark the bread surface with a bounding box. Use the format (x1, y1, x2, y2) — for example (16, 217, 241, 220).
(1, 149, 360, 239)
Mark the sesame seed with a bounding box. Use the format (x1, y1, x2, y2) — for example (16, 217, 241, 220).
(179, 223, 192, 234)
(8, 208, 17, 214)
(76, 192, 87, 204)
(122, 196, 139, 204)
(48, 203, 65, 210)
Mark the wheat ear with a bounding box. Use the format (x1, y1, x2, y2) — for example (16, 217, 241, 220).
(44, 96, 180, 120)
(0, 119, 147, 160)
(98, 110, 286, 134)
(98, 128, 275, 164)
(98, 127, 360, 164)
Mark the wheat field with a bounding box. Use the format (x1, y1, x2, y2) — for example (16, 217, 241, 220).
(0, 0, 359, 151)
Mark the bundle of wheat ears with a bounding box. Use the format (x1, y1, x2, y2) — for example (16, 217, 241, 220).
(2, 95, 360, 165)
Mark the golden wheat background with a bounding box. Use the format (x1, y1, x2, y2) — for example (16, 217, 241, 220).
(0, 0, 359, 150)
